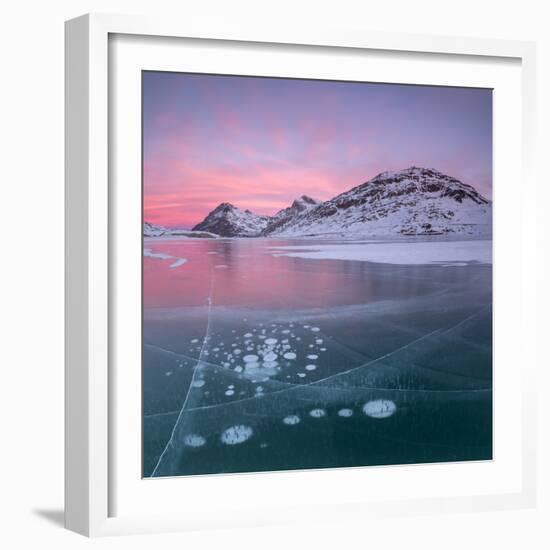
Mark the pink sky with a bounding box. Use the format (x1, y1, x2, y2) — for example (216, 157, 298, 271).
(143, 73, 492, 228)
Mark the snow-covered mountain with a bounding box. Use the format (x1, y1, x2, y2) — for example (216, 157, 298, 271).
(270, 167, 492, 238)
(261, 195, 321, 236)
(143, 221, 217, 238)
(151, 167, 491, 239)
(192, 203, 270, 237)
(144, 221, 168, 237)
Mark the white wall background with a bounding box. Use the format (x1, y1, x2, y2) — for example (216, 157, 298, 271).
(0, 0, 547, 548)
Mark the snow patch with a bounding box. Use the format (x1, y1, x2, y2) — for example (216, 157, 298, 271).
(271, 240, 491, 266)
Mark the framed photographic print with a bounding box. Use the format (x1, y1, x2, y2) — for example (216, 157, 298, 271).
(65, 13, 537, 536)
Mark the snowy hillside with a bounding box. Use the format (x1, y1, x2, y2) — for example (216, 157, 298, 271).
(192, 203, 270, 237)
(261, 195, 321, 236)
(144, 221, 168, 237)
(144, 221, 217, 238)
(272, 167, 492, 238)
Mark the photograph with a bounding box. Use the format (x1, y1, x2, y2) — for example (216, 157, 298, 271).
(142, 71, 493, 478)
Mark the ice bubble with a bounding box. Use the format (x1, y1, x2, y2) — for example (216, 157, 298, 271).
(282, 329, 290, 334)
(245, 362, 260, 370)
(297, 373, 306, 378)
(183, 434, 206, 448)
(255, 386, 264, 393)
(233, 349, 242, 355)
(309, 408, 326, 418)
(307, 354, 318, 360)
(305, 364, 317, 371)
(315, 339, 323, 345)
(191, 339, 199, 343)
(221, 425, 253, 445)
(262, 361, 278, 368)
(283, 415, 301, 425)
(265, 338, 278, 345)
(244, 332, 253, 338)
(363, 399, 397, 419)
(283, 352, 297, 360)
(338, 408, 354, 417)
(191, 379, 205, 388)
(263, 351, 278, 362)
(225, 389, 235, 396)
(311, 327, 320, 332)
(304, 325, 310, 329)
(228, 385, 234, 389)
(243, 354, 259, 363)
(234, 366, 243, 373)
(165, 371, 172, 376)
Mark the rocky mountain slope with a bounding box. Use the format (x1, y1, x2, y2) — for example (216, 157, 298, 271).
(261, 195, 321, 236)
(270, 167, 492, 237)
(191, 203, 270, 237)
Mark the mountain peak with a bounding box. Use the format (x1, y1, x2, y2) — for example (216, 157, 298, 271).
(188, 168, 490, 239)
(269, 168, 491, 238)
(292, 195, 319, 207)
(261, 195, 321, 236)
(192, 202, 269, 237)
(211, 202, 237, 214)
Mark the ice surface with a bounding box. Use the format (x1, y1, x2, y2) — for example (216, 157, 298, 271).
(169, 258, 188, 268)
(144, 247, 188, 268)
(144, 237, 492, 477)
(271, 240, 491, 266)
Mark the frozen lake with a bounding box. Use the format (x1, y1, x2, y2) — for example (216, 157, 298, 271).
(143, 237, 492, 477)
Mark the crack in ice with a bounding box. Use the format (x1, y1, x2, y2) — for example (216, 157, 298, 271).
(151, 273, 215, 477)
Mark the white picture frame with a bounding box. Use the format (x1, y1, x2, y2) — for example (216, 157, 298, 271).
(65, 12, 537, 537)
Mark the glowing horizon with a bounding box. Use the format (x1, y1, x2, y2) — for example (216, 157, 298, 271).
(144, 72, 492, 229)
